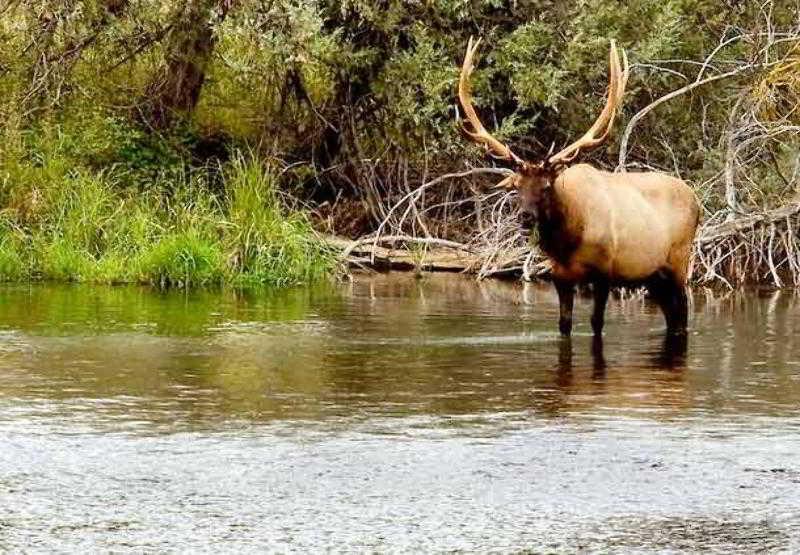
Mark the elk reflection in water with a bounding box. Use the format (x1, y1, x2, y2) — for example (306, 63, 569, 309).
(557, 333, 688, 376)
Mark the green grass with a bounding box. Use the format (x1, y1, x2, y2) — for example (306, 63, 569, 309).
(0, 240, 25, 281)
(223, 156, 335, 287)
(137, 231, 224, 288)
(0, 133, 337, 289)
(39, 239, 93, 281)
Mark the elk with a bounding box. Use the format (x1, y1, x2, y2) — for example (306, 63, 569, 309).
(458, 38, 700, 337)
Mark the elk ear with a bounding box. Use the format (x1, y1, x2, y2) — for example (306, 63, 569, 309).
(492, 174, 517, 190)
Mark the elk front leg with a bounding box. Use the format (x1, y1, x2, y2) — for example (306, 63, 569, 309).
(591, 280, 610, 336)
(553, 278, 575, 336)
(670, 285, 689, 335)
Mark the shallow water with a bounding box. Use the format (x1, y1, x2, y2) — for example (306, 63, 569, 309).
(0, 275, 799, 552)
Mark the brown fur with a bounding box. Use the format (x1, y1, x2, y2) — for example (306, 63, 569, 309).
(528, 164, 699, 285)
(517, 163, 700, 336)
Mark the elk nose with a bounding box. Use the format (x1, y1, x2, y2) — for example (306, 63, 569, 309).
(518, 211, 535, 230)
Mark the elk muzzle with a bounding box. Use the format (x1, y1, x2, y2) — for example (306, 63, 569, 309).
(518, 208, 537, 236)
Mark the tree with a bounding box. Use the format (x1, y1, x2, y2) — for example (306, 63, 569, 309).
(141, 0, 232, 128)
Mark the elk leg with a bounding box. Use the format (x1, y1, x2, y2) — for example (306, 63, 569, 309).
(657, 332, 688, 368)
(553, 278, 575, 336)
(646, 273, 675, 332)
(591, 335, 606, 375)
(647, 272, 690, 335)
(591, 280, 610, 336)
(671, 285, 689, 335)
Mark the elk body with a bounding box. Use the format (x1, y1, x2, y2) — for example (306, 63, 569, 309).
(458, 38, 700, 336)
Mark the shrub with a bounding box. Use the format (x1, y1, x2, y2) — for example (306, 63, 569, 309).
(136, 231, 224, 288)
(223, 155, 335, 286)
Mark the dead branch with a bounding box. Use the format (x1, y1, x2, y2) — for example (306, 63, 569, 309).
(617, 64, 765, 170)
(697, 201, 800, 244)
(342, 235, 473, 260)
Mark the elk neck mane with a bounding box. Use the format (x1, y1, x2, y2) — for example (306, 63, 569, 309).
(535, 168, 584, 266)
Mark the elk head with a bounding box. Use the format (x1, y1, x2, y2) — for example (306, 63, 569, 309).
(457, 37, 629, 233)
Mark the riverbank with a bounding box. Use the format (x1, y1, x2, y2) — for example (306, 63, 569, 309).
(0, 155, 335, 288)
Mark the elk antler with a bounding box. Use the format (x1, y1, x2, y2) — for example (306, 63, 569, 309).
(459, 37, 524, 165)
(548, 40, 629, 167)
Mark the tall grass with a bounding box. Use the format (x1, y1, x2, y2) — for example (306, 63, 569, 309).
(0, 239, 25, 281)
(0, 123, 336, 288)
(138, 231, 224, 288)
(224, 157, 334, 286)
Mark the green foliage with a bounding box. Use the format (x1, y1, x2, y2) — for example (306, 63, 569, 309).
(137, 231, 224, 288)
(0, 118, 335, 287)
(371, 24, 458, 150)
(0, 0, 794, 173)
(496, 22, 564, 109)
(224, 155, 335, 287)
(39, 239, 94, 282)
(0, 240, 25, 281)
(0, 0, 798, 282)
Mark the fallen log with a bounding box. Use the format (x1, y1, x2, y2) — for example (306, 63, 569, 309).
(696, 202, 800, 245)
(325, 235, 482, 273)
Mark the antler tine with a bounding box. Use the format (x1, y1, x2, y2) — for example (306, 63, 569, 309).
(548, 40, 627, 167)
(617, 47, 630, 104)
(458, 37, 524, 165)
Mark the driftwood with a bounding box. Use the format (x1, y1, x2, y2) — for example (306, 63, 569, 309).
(331, 201, 800, 286)
(326, 235, 482, 273)
(698, 202, 800, 245)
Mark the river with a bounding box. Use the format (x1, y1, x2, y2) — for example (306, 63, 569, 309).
(0, 274, 798, 551)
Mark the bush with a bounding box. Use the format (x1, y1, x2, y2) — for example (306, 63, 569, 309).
(223, 155, 335, 286)
(136, 231, 224, 288)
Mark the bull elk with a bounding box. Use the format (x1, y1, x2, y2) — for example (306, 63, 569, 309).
(458, 38, 700, 336)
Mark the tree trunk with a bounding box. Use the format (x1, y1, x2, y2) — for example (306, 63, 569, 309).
(141, 0, 230, 129)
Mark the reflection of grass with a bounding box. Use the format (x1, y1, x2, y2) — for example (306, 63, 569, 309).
(0, 150, 335, 288)
(408, 243, 428, 278)
(0, 281, 341, 337)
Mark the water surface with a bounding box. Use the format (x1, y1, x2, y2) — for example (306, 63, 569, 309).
(0, 275, 799, 551)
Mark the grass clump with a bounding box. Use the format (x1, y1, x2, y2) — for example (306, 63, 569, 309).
(0, 124, 336, 289)
(224, 156, 335, 287)
(0, 239, 25, 281)
(39, 239, 93, 282)
(137, 231, 224, 288)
